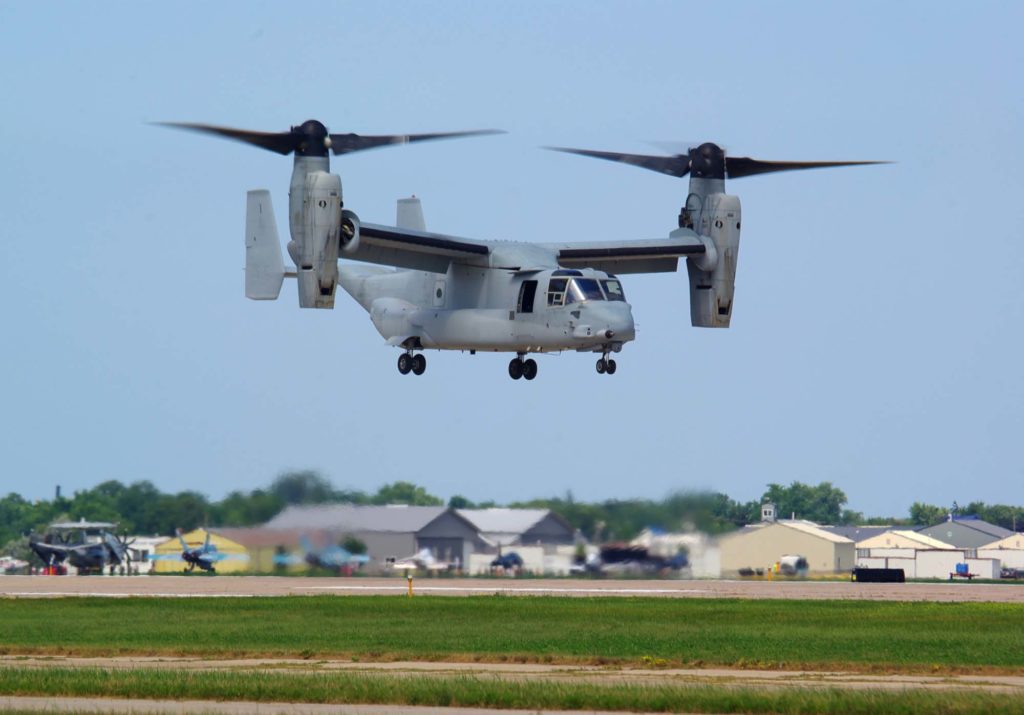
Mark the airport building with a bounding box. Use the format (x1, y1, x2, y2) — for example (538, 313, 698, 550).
(916, 516, 1014, 549)
(263, 504, 488, 569)
(717, 520, 856, 575)
(151, 528, 250, 574)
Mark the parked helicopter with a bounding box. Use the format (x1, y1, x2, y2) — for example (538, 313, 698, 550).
(28, 521, 135, 574)
(163, 120, 883, 379)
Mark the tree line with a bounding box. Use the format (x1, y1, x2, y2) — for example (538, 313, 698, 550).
(2, 472, 1021, 555)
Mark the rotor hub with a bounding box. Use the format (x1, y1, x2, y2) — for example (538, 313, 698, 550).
(689, 142, 726, 180)
(292, 119, 331, 157)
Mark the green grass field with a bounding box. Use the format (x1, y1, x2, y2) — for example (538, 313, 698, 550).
(1, 596, 1022, 672)
(0, 667, 1019, 714)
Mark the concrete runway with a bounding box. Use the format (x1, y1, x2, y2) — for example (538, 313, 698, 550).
(2, 574, 1023, 601)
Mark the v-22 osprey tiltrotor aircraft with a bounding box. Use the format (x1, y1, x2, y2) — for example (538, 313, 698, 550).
(164, 120, 883, 380)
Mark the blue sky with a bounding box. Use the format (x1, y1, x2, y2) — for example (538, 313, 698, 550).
(1, 2, 1021, 517)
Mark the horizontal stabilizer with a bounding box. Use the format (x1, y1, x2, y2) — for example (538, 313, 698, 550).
(245, 190, 285, 300)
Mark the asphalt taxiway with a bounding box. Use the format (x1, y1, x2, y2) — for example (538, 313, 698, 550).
(1, 575, 1022, 601)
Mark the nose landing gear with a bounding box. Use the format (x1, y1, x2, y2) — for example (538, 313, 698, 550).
(509, 354, 538, 381)
(398, 351, 427, 376)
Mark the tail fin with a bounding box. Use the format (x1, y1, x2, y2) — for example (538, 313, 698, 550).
(176, 528, 189, 551)
(245, 190, 285, 299)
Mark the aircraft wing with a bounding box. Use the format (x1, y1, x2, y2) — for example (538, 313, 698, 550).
(354, 223, 491, 273)
(539, 235, 707, 274)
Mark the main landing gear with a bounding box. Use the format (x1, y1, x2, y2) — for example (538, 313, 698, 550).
(596, 355, 617, 375)
(397, 351, 426, 376)
(508, 354, 538, 381)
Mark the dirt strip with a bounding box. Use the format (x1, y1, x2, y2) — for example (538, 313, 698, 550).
(2, 575, 1023, 602)
(3, 656, 1023, 693)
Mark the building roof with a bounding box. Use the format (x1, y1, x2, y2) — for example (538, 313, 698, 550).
(979, 533, 1024, 550)
(857, 529, 952, 549)
(455, 508, 558, 546)
(778, 520, 854, 544)
(263, 505, 448, 533)
(821, 525, 892, 542)
(456, 508, 548, 534)
(918, 517, 1014, 540)
(722, 520, 853, 544)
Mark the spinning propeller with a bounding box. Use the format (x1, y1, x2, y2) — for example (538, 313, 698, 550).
(547, 142, 888, 180)
(157, 119, 504, 157)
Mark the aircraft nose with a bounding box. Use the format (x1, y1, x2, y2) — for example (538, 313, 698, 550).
(592, 302, 635, 342)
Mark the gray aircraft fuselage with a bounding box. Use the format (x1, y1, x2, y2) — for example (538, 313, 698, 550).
(338, 263, 636, 354)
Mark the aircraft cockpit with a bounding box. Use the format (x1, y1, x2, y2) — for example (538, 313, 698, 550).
(545, 270, 627, 307)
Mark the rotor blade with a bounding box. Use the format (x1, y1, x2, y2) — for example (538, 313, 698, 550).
(329, 129, 505, 156)
(546, 146, 691, 178)
(726, 158, 891, 179)
(155, 122, 299, 155)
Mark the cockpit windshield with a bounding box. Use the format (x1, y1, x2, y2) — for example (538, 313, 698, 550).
(601, 279, 626, 302)
(565, 278, 605, 304)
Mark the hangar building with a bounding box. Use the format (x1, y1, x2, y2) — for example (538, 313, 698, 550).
(150, 528, 249, 574)
(917, 516, 1014, 549)
(263, 505, 486, 569)
(978, 533, 1024, 570)
(718, 521, 855, 575)
(456, 508, 575, 548)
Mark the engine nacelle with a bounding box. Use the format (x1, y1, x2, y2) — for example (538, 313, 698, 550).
(685, 193, 741, 328)
(288, 171, 341, 308)
(340, 209, 360, 254)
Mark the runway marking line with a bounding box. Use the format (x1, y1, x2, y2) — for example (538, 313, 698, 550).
(293, 585, 705, 594)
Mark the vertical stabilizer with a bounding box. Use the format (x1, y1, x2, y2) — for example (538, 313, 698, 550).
(396, 196, 426, 231)
(245, 190, 285, 300)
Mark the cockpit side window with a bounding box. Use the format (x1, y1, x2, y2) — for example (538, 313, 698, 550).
(547, 278, 567, 306)
(565, 278, 605, 305)
(601, 279, 626, 302)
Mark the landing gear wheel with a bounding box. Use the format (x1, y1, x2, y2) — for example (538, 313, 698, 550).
(398, 353, 412, 375)
(411, 354, 426, 375)
(508, 358, 523, 380)
(522, 358, 538, 381)
(596, 358, 607, 374)
(605, 359, 617, 375)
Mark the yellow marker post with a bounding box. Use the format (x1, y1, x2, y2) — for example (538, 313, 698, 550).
(407, 573, 413, 597)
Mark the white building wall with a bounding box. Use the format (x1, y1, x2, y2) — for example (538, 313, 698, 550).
(915, 550, 969, 579)
(966, 559, 1000, 579)
(978, 549, 1024, 569)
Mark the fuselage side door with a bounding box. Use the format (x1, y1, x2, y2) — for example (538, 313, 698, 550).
(516, 280, 538, 314)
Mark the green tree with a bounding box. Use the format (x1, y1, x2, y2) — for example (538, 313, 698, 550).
(761, 481, 848, 525)
(909, 502, 947, 527)
(371, 481, 443, 506)
(448, 495, 474, 509)
(270, 471, 338, 505)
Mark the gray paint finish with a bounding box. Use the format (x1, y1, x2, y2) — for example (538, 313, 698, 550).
(917, 519, 1014, 549)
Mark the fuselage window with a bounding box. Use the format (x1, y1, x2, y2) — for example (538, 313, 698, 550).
(601, 279, 626, 302)
(547, 278, 567, 306)
(564, 278, 605, 305)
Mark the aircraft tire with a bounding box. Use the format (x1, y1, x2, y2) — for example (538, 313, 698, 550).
(523, 359, 538, 380)
(508, 358, 523, 380)
(398, 353, 413, 374)
(596, 358, 607, 374)
(606, 359, 617, 375)
(412, 354, 426, 375)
